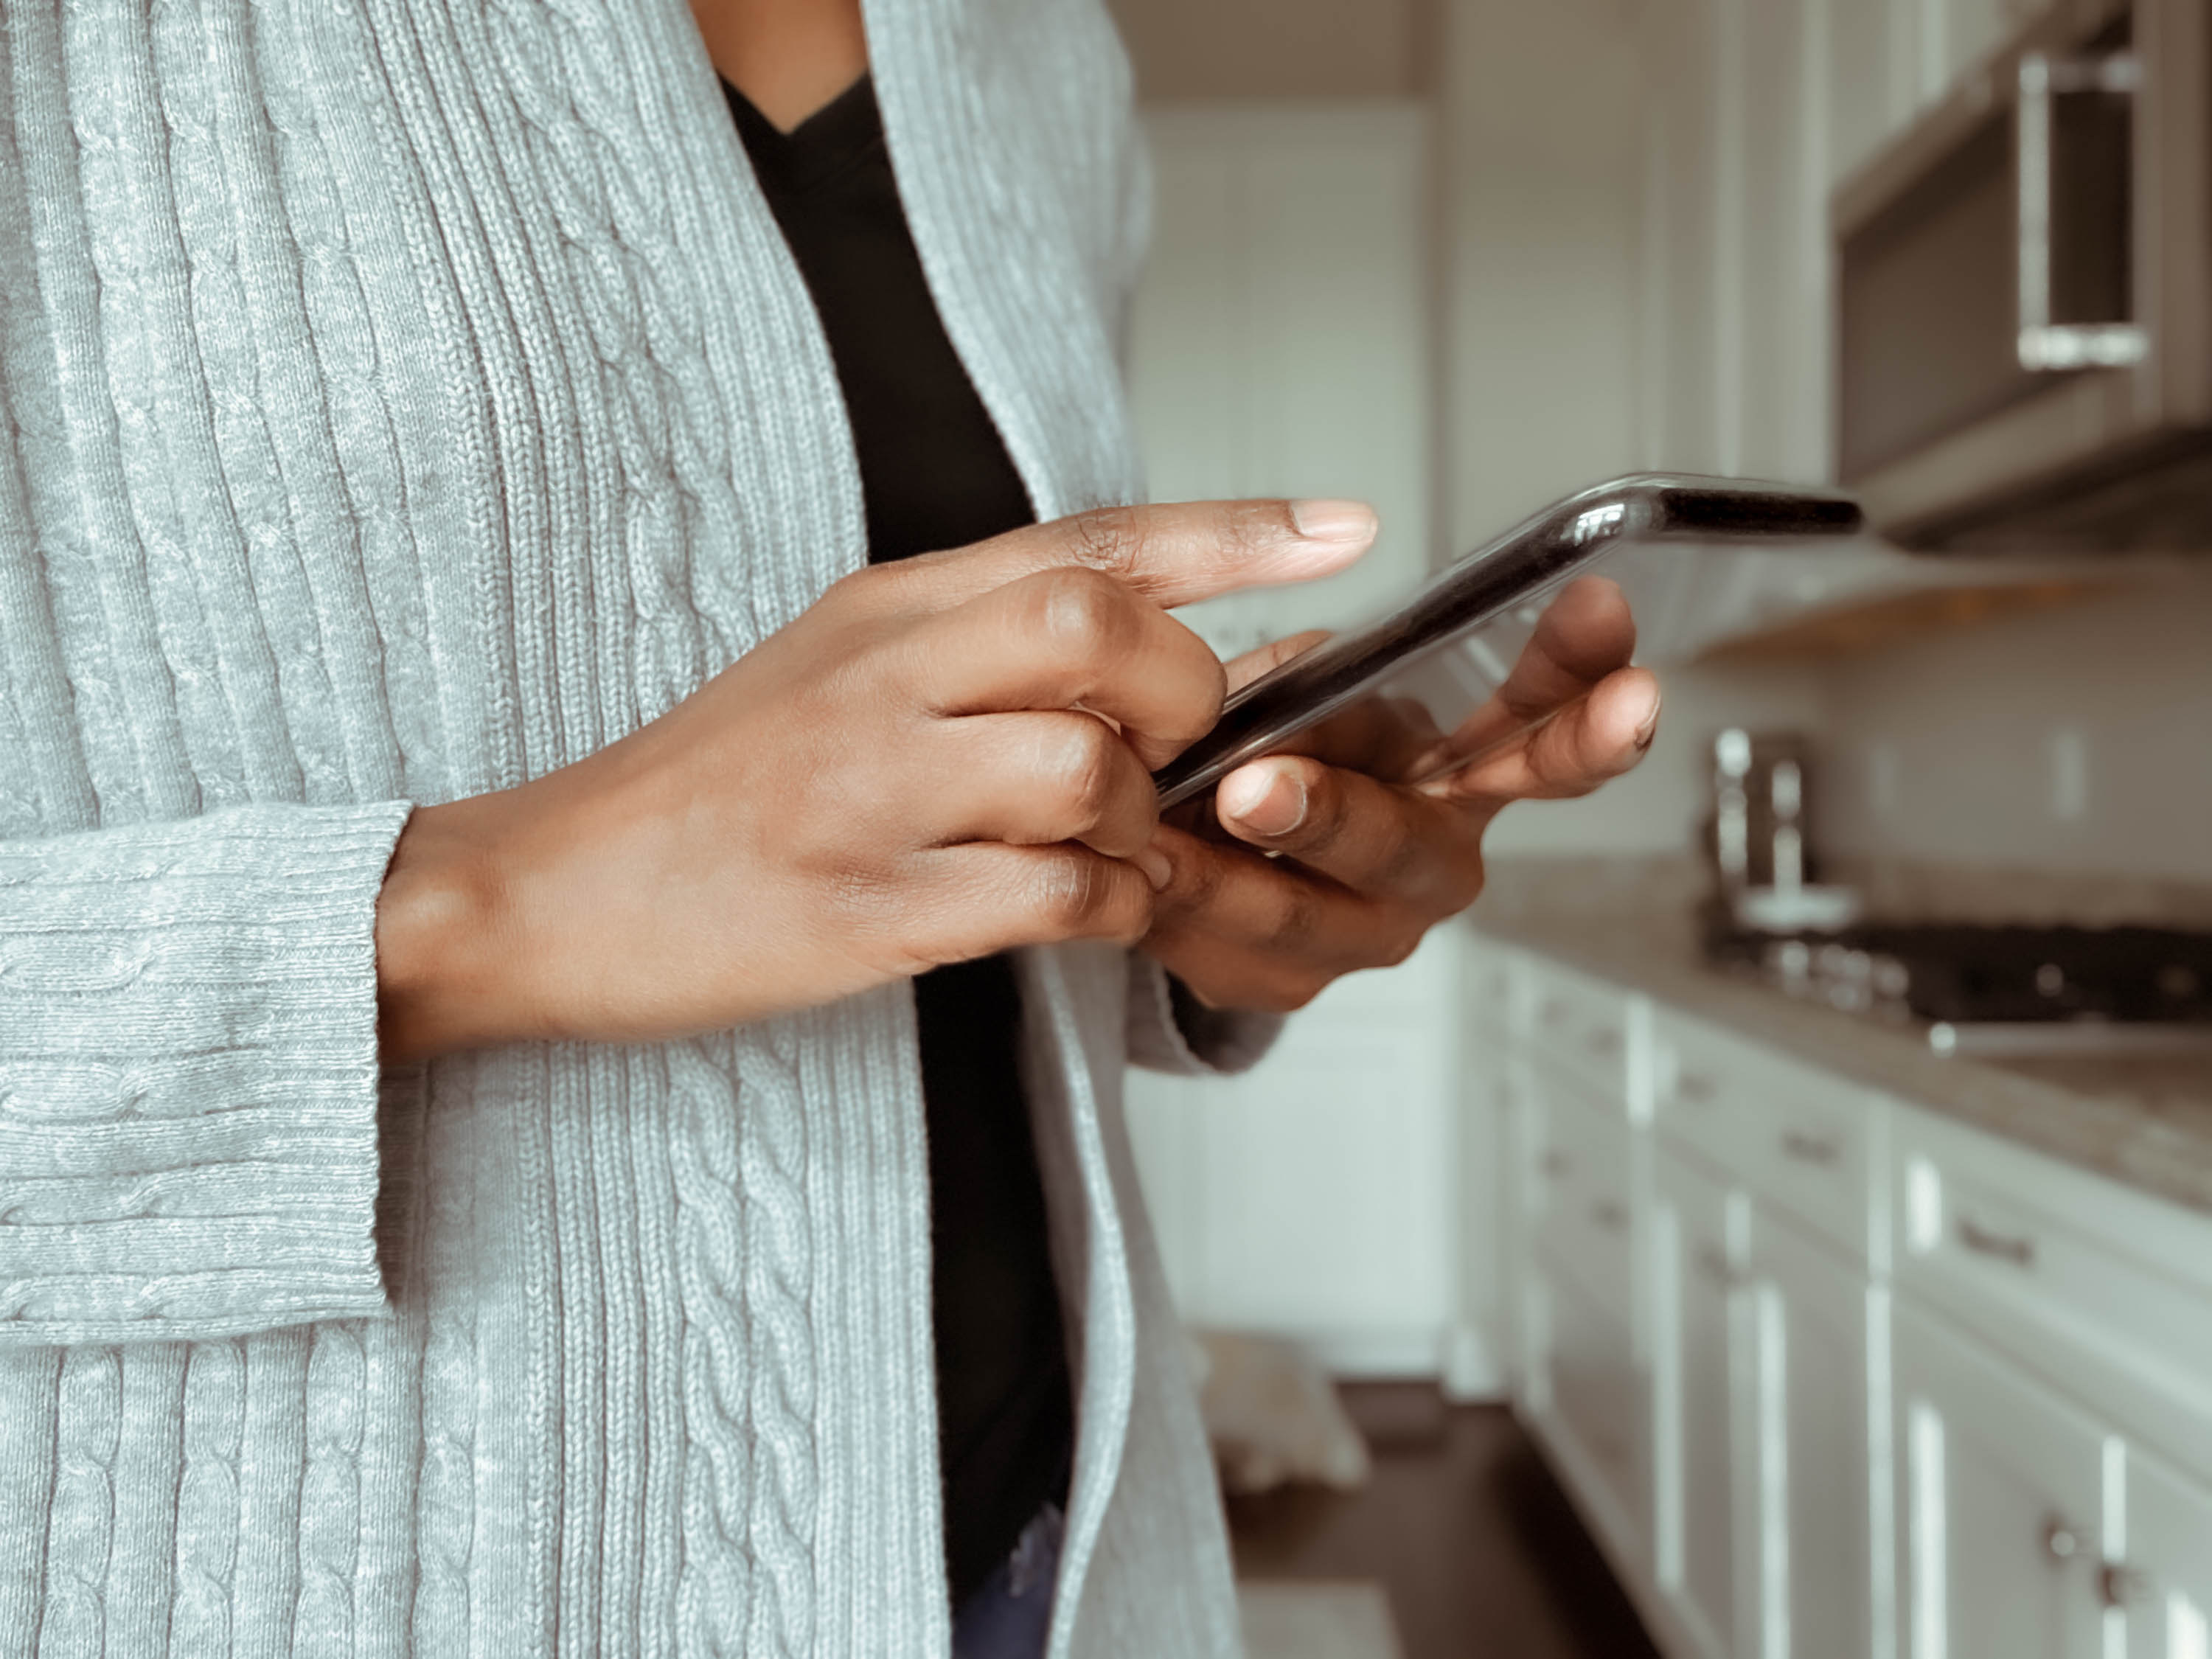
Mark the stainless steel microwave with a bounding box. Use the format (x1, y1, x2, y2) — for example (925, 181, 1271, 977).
(1834, 0, 2212, 551)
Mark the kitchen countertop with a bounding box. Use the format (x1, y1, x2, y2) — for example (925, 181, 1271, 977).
(1468, 863, 2212, 1217)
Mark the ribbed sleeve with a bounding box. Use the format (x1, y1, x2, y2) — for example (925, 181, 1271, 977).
(0, 801, 413, 1345)
(1123, 955, 1284, 1077)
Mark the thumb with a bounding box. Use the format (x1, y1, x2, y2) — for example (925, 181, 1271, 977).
(889, 498, 1377, 612)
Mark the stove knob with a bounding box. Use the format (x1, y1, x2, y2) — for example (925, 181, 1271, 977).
(2034, 962, 2066, 999)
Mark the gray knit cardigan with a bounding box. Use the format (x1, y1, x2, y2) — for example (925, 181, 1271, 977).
(0, 1, 1274, 1653)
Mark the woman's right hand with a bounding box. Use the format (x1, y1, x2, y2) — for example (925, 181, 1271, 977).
(373, 499, 1377, 1060)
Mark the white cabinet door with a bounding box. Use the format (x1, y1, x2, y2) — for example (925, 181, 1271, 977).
(2121, 1450, 2212, 1659)
(1498, 1049, 1540, 1396)
(1892, 1300, 2110, 1659)
(1653, 1150, 1884, 1659)
(1753, 1212, 1881, 1659)
(1449, 1001, 1514, 1399)
(1654, 1148, 1752, 1659)
(1520, 1041, 1649, 1576)
(1529, 1245, 1652, 1578)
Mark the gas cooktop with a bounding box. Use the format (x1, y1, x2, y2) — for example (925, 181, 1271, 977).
(1701, 917, 2212, 1057)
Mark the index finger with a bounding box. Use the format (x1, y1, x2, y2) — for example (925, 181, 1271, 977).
(877, 498, 1379, 613)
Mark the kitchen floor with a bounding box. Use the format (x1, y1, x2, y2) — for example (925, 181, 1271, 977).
(1227, 1385, 1660, 1659)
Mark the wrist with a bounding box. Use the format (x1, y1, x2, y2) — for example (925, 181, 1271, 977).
(375, 793, 536, 1062)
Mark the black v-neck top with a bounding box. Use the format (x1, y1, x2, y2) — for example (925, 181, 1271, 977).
(724, 74, 1075, 1607)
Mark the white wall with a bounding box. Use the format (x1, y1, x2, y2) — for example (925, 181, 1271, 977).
(1122, 102, 1467, 1376)
(1127, 104, 1433, 658)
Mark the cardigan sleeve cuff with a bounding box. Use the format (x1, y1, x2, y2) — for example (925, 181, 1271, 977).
(0, 801, 414, 1344)
(1124, 953, 1284, 1077)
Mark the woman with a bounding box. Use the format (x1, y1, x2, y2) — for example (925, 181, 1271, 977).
(0, 1, 1658, 1655)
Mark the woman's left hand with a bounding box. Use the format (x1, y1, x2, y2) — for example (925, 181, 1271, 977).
(1138, 575, 1660, 1014)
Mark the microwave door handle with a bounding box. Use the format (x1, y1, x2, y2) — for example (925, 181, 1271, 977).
(2016, 50, 2149, 372)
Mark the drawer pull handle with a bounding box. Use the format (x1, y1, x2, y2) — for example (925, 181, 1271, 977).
(1590, 1200, 1628, 1234)
(1542, 1150, 1573, 1180)
(1540, 999, 1569, 1027)
(1586, 1029, 1622, 1057)
(1677, 1071, 1719, 1105)
(2042, 1514, 2084, 1562)
(2099, 1564, 2153, 1609)
(1959, 1217, 2037, 1269)
(1780, 1130, 1842, 1168)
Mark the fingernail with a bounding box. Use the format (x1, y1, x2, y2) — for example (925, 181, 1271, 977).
(1135, 846, 1174, 891)
(1633, 690, 1663, 751)
(1290, 499, 1379, 545)
(1222, 765, 1307, 837)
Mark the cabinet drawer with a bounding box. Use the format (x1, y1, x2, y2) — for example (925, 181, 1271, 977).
(1533, 1074, 1635, 1319)
(1653, 1010, 1882, 1266)
(1522, 957, 1633, 1101)
(1893, 1105, 2212, 1486)
(1462, 931, 1519, 1034)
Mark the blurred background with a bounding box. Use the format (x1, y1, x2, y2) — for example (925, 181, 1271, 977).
(1102, 0, 2212, 1655)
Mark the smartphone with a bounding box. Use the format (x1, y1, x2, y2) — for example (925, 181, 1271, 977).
(1151, 474, 1863, 810)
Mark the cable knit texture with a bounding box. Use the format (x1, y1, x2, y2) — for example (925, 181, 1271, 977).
(0, 0, 1262, 1652)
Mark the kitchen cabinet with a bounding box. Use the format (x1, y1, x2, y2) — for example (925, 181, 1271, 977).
(1755, 1211, 1882, 1659)
(1630, 0, 2047, 486)
(1472, 927, 2212, 1659)
(1653, 1148, 1753, 1659)
(1652, 1141, 1881, 1659)
(1522, 1008, 1654, 1575)
(1531, 1238, 1653, 1575)
(1654, 1009, 1885, 1267)
(1534, 1077, 1639, 1318)
(1891, 1298, 2110, 1659)
(1889, 1105, 2212, 1487)
(1453, 942, 1523, 1396)
(2119, 1450, 2212, 1659)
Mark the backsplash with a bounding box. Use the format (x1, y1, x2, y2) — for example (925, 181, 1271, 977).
(1483, 566, 2212, 910)
(1815, 572, 2212, 889)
